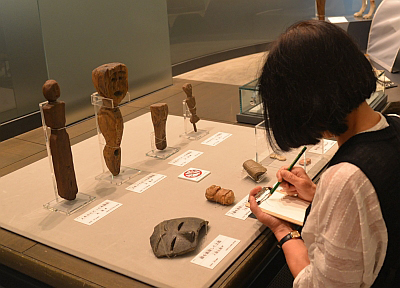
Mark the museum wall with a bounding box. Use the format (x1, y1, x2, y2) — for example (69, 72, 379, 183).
(0, 0, 382, 129)
(168, 0, 382, 65)
(0, 0, 172, 126)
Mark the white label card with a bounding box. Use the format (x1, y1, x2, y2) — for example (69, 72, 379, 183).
(309, 139, 336, 154)
(328, 16, 348, 23)
(225, 195, 252, 220)
(178, 168, 210, 182)
(125, 173, 166, 193)
(168, 150, 203, 167)
(191, 235, 240, 269)
(74, 200, 122, 226)
(201, 132, 232, 146)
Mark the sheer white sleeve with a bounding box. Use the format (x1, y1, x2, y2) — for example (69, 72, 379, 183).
(293, 163, 387, 288)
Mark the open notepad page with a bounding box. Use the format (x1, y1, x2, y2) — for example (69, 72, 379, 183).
(258, 192, 310, 226)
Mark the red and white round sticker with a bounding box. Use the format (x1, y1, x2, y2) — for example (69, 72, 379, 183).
(183, 169, 202, 178)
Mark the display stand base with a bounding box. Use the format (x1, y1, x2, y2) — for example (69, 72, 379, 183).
(180, 129, 209, 140)
(146, 147, 180, 159)
(242, 169, 268, 183)
(95, 166, 141, 186)
(43, 193, 96, 216)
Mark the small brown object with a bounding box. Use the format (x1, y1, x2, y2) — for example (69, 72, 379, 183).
(205, 185, 235, 205)
(92, 63, 128, 176)
(150, 103, 168, 150)
(243, 159, 267, 181)
(299, 158, 312, 166)
(182, 83, 200, 132)
(269, 153, 286, 161)
(42, 80, 78, 200)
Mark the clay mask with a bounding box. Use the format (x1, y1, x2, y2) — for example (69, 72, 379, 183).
(150, 217, 208, 258)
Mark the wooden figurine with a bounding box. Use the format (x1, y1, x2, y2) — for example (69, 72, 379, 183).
(150, 103, 168, 150)
(42, 80, 78, 200)
(205, 185, 235, 205)
(182, 83, 200, 132)
(316, 0, 326, 20)
(92, 63, 128, 176)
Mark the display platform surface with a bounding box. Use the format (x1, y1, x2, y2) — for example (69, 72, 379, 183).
(0, 113, 333, 287)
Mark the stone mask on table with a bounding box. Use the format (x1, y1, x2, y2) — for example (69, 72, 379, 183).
(150, 217, 208, 258)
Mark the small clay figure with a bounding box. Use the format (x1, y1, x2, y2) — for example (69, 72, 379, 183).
(92, 63, 128, 176)
(150, 103, 168, 150)
(354, 0, 376, 19)
(42, 80, 78, 200)
(182, 83, 200, 132)
(299, 158, 312, 166)
(269, 153, 286, 161)
(205, 185, 235, 205)
(243, 159, 267, 181)
(316, 0, 326, 20)
(150, 217, 208, 258)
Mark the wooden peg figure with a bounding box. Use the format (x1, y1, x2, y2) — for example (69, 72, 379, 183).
(92, 63, 128, 176)
(316, 0, 326, 20)
(150, 103, 168, 150)
(42, 80, 78, 200)
(182, 83, 200, 132)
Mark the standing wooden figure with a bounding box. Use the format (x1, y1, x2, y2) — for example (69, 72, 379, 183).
(150, 103, 168, 150)
(182, 83, 200, 132)
(316, 0, 326, 20)
(42, 80, 78, 200)
(92, 63, 128, 176)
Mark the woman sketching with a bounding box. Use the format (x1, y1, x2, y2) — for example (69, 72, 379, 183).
(248, 20, 400, 287)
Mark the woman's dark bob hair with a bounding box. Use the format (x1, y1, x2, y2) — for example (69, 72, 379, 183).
(259, 20, 377, 152)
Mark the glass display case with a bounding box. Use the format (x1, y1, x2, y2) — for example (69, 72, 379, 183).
(237, 70, 388, 125)
(236, 79, 264, 125)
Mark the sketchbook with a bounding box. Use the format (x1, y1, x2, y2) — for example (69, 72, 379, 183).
(247, 191, 310, 226)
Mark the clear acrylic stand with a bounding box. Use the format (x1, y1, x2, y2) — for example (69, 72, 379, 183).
(39, 101, 95, 215)
(146, 132, 180, 159)
(180, 100, 208, 140)
(91, 93, 141, 185)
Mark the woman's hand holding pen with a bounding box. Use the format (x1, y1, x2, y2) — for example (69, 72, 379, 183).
(248, 186, 293, 235)
(277, 166, 316, 202)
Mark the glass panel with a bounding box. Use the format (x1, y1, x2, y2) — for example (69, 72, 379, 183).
(0, 0, 48, 124)
(168, 0, 383, 65)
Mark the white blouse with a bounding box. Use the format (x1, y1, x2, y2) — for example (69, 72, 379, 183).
(294, 114, 389, 287)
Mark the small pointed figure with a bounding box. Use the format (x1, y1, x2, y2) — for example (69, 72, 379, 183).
(182, 83, 200, 132)
(150, 103, 168, 150)
(92, 63, 128, 176)
(42, 80, 78, 200)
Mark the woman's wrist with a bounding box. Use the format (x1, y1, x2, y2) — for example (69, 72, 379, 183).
(272, 224, 293, 242)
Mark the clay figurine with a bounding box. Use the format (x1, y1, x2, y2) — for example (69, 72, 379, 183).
(92, 63, 128, 176)
(150, 103, 168, 150)
(269, 153, 286, 161)
(182, 83, 200, 132)
(354, 0, 376, 19)
(243, 159, 267, 182)
(299, 158, 312, 166)
(150, 217, 208, 258)
(42, 80, 78, 200)
(205, 185, 235, 205)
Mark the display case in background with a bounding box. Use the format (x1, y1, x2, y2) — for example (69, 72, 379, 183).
(236, 79, 263, 125)
(237, 69, 388, 125)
